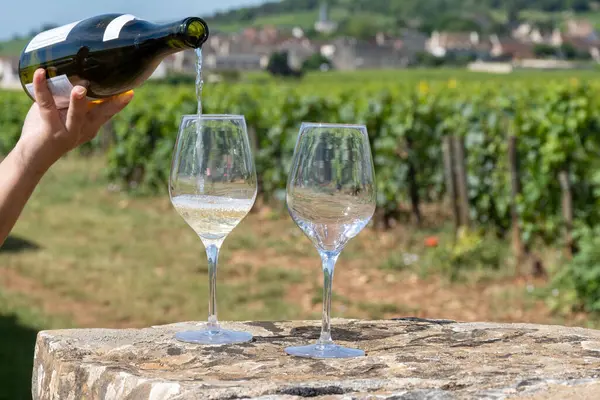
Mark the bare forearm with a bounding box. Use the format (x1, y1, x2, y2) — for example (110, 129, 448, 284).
(0, 70, 132, 247)
(0, 145, 47, 246)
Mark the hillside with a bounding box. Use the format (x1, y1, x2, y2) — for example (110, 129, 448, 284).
(0, 37, 29, 58)
(205, 0, 600, 37)
(207, 0, 594, 22)
(1, 0, 599, 57)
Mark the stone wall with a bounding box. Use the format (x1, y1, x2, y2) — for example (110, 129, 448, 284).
(32, 318, 600, 399)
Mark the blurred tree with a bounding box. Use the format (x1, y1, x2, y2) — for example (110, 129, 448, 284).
(534, 43, 558, 57)
(561, 42, 578, 59)
(266, 51, 304, 78)
(302, 53, 333, 71)
(415, 52, 446, 67)
(559, 43, 592, 60)
(341, 16, 384, 39)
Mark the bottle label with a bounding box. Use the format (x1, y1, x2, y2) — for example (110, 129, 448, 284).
(24, 74, 97, 109)
(24, 20, 82, 53)
(103, 14, 137, 42)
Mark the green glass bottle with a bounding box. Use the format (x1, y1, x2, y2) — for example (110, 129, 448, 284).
(19, 13, 209, 108)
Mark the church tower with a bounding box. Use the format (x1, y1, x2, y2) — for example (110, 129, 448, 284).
(315, 1, 338, 34)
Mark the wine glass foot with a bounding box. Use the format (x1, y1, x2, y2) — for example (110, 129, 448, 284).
(285, 343, 364, 359)
(175, 329, 253, 345)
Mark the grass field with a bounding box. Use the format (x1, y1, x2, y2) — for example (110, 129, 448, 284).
(1, 154, 596, 399)
(0, 37, 29, 57)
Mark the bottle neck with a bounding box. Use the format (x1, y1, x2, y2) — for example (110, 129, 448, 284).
(144, 17, 209, 52)
(175, 17, 209, 49)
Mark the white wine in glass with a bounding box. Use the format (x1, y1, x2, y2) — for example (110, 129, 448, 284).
(285, 122, 376, 358)
(169, 114, 257, 345)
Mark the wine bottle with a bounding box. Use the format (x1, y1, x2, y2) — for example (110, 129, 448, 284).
(18, 13, 209, 108)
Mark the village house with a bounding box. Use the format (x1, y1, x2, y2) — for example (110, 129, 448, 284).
(150, 29, 276, 77)
(276, 37, 317, 70)
(322, 35, 421, 70)
(512, 23, 536, 42)
(202, 28, 286, 71)
(513, 24, 563, 48)
(511, 23, 560, 45)
(394, 29, 429, 57)
(549, 22, 600, 62)
(425, 31, 491, 59)
(489, 35, 536, 60)
(144, 9, 600, 78)
(559, 34, 600, 62)
(566, 18, 598, 41)
(509, 20, 600, 61)
(512, 23, 600, 63)
(0, 56, 20, 89)
(241, 25, 280, 45)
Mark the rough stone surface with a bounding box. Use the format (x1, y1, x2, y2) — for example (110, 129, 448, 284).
(32, 318, 600, 399)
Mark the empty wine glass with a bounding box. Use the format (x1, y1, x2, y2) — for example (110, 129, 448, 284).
(169, 114, 257, 344)
(285, 122, 376, 358)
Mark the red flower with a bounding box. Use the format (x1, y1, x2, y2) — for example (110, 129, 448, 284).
(424, 236, 439, 247)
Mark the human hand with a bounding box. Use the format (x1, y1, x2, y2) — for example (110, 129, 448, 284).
(15, 68, 134, 175)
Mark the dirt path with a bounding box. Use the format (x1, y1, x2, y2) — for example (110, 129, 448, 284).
(220, 248, 559, 325)
(0, 267, 141, 329)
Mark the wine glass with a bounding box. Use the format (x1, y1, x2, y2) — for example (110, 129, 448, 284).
(285, 122, 376, 358)
(169, 114, 257, 344)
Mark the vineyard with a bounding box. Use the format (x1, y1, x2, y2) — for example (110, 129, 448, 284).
(4, 72, 600, 399)
(4, 77, 600, 237)
(3, 73, 600, 310)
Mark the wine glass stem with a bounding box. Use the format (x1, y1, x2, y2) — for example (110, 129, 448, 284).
(206, 243, 221, 332)
(318, 251, 339, 346)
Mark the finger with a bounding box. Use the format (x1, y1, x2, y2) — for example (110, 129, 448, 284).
(32, 69, 61, 124)
(80, 91, 134, 144)
(65, 86, 88, 133)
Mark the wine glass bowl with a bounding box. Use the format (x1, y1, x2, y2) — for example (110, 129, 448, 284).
(285, 122, 376, 358)
(169, 114, 257, 344)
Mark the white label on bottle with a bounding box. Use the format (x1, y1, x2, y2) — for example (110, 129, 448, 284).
(25, 74, 75, 109)
(24, 20, 82, 53)
(103, 14, 137, 42)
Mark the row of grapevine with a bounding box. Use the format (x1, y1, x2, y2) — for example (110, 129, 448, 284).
(0, 91, 28, 156)
(2, 78, 600, 248)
